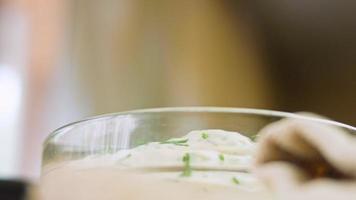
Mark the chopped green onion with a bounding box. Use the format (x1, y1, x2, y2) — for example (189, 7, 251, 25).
(232, 177, 240, 185)
(251, 135, 258, 142)
(201, 132, 209, 139)
(161, 138, 189, 146)
(219, 154, 225, 161)
(181, 153, 192, 177)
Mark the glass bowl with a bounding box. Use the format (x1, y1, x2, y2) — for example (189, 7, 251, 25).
(42, 107, 355, 166)
(41, 107, 356, 200)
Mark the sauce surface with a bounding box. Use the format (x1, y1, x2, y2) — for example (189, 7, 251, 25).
(41, 130, 272, 200)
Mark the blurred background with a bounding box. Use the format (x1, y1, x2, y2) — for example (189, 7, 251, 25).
(0, 0, 355, 181)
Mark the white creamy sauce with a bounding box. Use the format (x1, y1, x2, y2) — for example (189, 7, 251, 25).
(67, 129, 260, 189)
(41, 130, 271, 200)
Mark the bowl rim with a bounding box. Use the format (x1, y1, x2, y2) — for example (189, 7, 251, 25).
(45, 107, 356, 144)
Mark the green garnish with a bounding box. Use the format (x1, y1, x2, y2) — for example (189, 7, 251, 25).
(251, 135, 258, 142)
(232, 177, 240, 185)
(181, 153, 192, 177)
(161, 138, 189, 146)
(219, 154, 225, 161)
(201, 132, 209, 139)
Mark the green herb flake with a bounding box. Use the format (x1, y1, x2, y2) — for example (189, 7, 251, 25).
(232, 177, 240, 185)
(181, 153, 192, 177)
(201, 132, 209, 139)
(161, 138, 189, 146)
(251, 135, 258, 142)
(219, 154, 225, 161)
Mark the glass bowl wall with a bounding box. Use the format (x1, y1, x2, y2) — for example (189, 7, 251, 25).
(42, 107, 356, 170)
